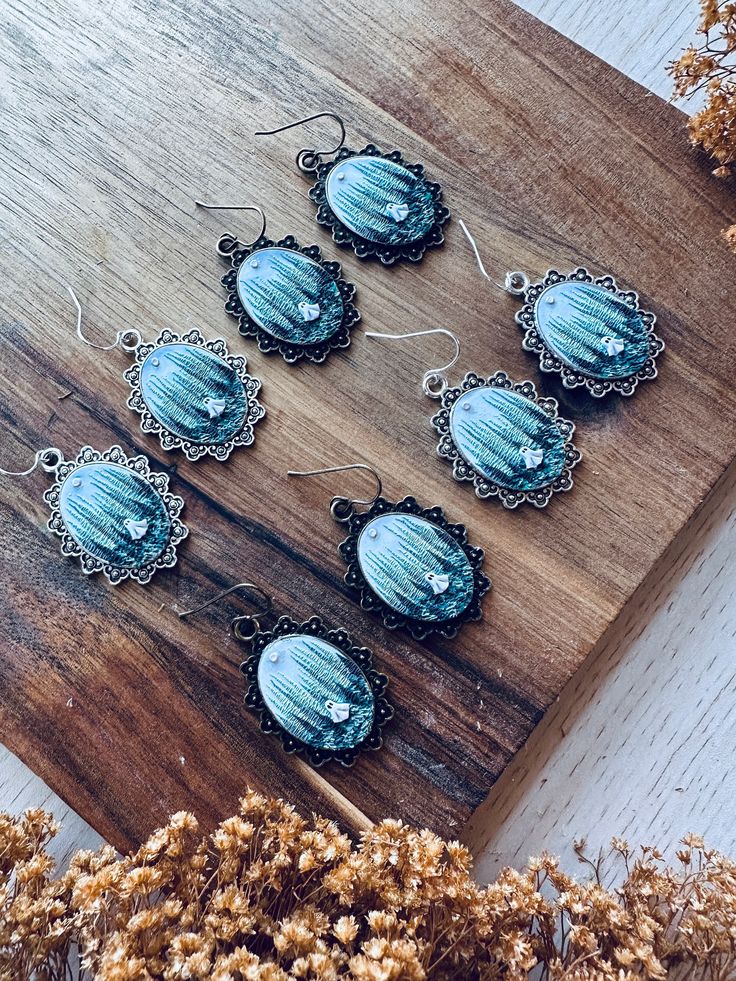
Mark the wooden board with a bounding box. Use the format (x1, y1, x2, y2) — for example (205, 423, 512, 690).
(1, 0, 734, 850)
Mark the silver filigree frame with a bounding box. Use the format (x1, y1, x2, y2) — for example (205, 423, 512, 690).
(43, 445, 188, 584)
(124, 328, 265, 461)
(516, 268, 664, 397)
(431, 371, 582, 509)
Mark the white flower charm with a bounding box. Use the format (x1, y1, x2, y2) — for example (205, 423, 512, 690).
(425, 571, 450, 595)
(298, 301, 321, 322)
(520, 447, 544, 470)
(325, 700, 351, 723)
(203, 397, 226, 419)
(386, 202, 409, 222)
(124, 518, 149, 541)
(602, 336, 625, 356)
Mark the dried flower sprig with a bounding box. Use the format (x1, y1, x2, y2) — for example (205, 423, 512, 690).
(0, 796, 734, 979)
(669, 0, 736, 248)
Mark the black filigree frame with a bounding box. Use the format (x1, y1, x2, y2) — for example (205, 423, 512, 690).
(431, 372, 582, 510)
(218, 234, 360, 364)
(43, 445, 188, 585)
(338, 496, 491, 642)
(124, 328, 265, 462)
(516, 268, 665, 397)
(240, 615, 393, 768)
(308, 144, 450, 265)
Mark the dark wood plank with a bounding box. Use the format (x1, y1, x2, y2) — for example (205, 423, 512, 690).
(0, 0, 734, 849)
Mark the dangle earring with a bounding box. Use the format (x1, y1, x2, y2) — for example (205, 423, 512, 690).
(0, 444, 188, 583)
(196, 202, 360, 364)
(255, 111, 450, 265)
(460, 221, 665, 398)
(288, 464, 490, 640)
(70, 289, 264, 462)
(178, 582, 393, 767)
(366, 329, 581, 509)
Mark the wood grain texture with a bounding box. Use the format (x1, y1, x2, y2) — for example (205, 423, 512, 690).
(466, 0, 736, 876)
(467, 454, 736, 880)
(0, 0, 735, 851)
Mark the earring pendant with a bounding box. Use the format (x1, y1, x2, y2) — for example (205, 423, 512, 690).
(241, 615, 393, 768)
(124, 328, 264, 461)
(431, 371, 581, 509)
(218, 233, 360, 364)
(42, 445, 188, 584)
(338, 496, 490, 640)
(309, 145, 449, 265)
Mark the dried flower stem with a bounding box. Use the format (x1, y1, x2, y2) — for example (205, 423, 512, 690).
(669, 0, 736, 248)
(0, 801, 734, 979)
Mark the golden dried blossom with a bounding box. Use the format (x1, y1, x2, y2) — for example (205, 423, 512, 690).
(0, 797, 735, 979)
(669, 0, 736, 251)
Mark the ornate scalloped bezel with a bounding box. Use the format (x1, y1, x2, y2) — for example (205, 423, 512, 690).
(218, 234, 360, 364)
(516, 268, 664, 397)
(42, 445, 188, 585)
(308, 144, 450, 265)
(240, 615, 393, 768)
(431, 371, 582, 510)
(123, 328, 265, 462)
(338, 496, 490, 641)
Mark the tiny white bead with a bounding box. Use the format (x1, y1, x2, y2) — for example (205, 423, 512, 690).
(337, 173, 345, 181)
(269, 652, 278, 663)
(462, 402, 471, 411)
(368, 529, 377, 539)
(72, 478, 81, 488)
(251, 259, 259, 268)
(151, 357, 159, 366)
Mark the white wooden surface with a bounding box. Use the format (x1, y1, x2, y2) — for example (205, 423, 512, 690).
(468, 457, 736, 881)
(2, 1, 730, 875)
(516, 0, 700, 101)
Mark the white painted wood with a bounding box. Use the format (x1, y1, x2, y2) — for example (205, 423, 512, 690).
(467, 458, 736, 881)
(514, 0, 699, 101)
(0, 746, 104, 865)
(1, 2, 728, 881)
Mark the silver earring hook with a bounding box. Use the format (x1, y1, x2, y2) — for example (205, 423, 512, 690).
(365, 328, 460, 399)
(0, 447, 64, 477)
(255, 111, 346, 173)
(194, 202, 267, 252)
(458, 220, 530, 297)
(68, 286, 142, 353)
(178, 581, 273, 642)
(287, 463, 382, 522)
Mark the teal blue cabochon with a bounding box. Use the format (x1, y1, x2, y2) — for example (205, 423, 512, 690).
(516, 269, 664, 397)
(449, 387, 567, 493)
(326, 156, 436, 246)
(125, 330, 264, 461)
(432, 373, 581, 508)
(257, 635, 375, 751)
(58, 462, 171, 569)
(44, 446, 188, 583)
(236, 247, 344, 346)
(357, 513, 475, 622)
(139, 343, 247, 446)
(533, 281, 650, 381)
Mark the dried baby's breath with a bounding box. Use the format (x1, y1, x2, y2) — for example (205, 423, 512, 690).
(669, 0, 736, 248)
(0, 797, 734, 979)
